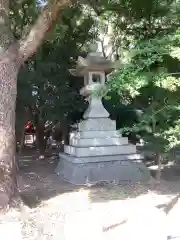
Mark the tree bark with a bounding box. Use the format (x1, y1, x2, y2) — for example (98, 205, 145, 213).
(19, 0, 72, 62)
(0, 58, 19, 207)
(0, 0, 19, 207)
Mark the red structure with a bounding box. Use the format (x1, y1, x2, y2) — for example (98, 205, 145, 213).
(24, 121, 35, 134)
(24, 121, 36, 145)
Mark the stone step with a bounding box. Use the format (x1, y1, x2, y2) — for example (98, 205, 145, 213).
(69, 137, 128, 147)
(78, 118, 116, 131)
(70, 130, 121, 139)
(59, 152, 144, 163)
(64, 144, 136, 157)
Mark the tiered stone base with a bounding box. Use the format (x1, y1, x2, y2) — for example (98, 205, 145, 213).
(56, 153, 150, 185)
(55, 118, 150, 185)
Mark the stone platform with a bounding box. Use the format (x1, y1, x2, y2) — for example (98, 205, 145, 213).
(55, 123, 150, 185)
(56, 153, 150, 185)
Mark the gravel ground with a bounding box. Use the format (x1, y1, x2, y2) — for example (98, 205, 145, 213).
(0, 154, 180, 239)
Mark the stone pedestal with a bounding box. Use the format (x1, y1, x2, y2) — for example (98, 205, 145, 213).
(55, 117, 150, 185)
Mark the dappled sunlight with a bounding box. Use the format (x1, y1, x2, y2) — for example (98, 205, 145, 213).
(62, 187, 174, 240)
(166, 198, 180, 237)
(88, 183, 150, 202)
(15, 149, 180, 239)
(2, 184, 178, 240)
(44, 188, 91, 213)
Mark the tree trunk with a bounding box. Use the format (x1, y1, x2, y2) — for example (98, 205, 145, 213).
(15, 108, 28, 154)
(18, 129, 25, 154)
(36, 121, 46, 159)
(61, 121, 69, 145)
(0, 58, 19, 207)
(16, 126, 25, 155)
(156, 153, 162, 182)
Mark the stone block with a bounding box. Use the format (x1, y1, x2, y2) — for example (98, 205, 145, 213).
(69, 136, 128, 147)
(64, 144, 136, 157)
(83, 98, 110, 119)
(78, 118, 116, 131)
(71, 130, 121, 139)
(55, 155, 150, 185)
(59, 152, 144, 163)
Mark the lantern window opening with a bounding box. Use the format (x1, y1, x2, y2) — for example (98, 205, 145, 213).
(92, 73, 101, 83)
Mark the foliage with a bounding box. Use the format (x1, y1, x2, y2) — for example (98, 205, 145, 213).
(16, 5, 95, 137)
(108, 34, 180, 155)
(87, 0, 180, 60)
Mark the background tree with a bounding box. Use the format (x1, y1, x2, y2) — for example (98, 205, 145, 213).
(108, 33, 180, 180)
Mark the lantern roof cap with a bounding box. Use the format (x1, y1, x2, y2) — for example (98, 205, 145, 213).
(69, 43, 115, 76)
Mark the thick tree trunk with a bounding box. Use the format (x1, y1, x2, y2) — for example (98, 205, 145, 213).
(0, 58, 19, 207)
(0, 0, 20, 207)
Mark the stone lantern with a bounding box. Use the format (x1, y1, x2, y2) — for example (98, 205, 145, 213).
(55, 43, 150, 185)
(70, 43, 112, 120)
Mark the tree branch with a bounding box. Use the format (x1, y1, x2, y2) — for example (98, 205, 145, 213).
(0, 0, 15, 51)
(18, 0, 72, 63)
(100, 40, 107, 58)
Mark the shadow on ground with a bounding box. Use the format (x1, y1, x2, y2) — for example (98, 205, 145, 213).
(17, 149, 180, 208)
(18, 148, 80, 208)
